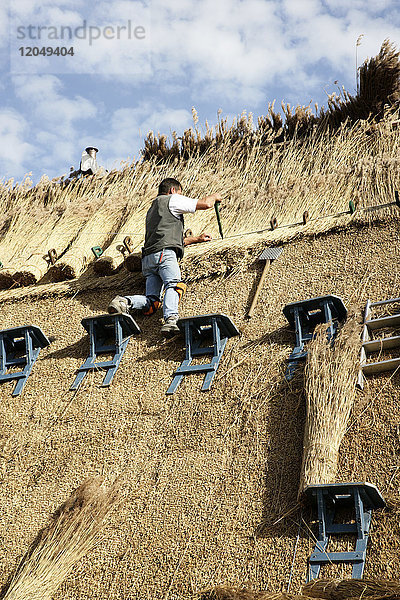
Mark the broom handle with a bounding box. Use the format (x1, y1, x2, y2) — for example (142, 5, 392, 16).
(247, 260, 271, 318)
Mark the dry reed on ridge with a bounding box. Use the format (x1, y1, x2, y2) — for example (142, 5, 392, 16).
(298, 315, 361, 496)
(0, 476, 120, 600)
(302, 578, 400, 600)
(199, 587, 313, 600)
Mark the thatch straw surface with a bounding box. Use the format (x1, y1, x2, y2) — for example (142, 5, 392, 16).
(0, 220, 399, 598)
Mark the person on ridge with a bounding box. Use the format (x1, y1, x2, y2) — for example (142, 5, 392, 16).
(80, 146, 100, 176)
(108, 177, 222, 336)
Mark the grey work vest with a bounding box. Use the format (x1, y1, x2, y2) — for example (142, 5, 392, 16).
(142, 195, 184, 258)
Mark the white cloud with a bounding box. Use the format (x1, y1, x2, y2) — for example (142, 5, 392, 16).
(13, 75, 97, 128)
(96, 104, 193, 169)
(0, 109, 36, 179)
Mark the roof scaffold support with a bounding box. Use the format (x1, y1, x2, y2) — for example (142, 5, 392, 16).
(70, 313, 141, 390)
(283, 295, 348, 380)
(305, 482, 385, 582)
(166, 313, 239, 395)
(0, 325, 51, 396)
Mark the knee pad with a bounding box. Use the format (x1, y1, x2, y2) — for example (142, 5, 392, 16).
(142, 297, 161, 316)
(175, 282, 187, 302)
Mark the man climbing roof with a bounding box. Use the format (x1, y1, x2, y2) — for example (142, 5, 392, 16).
(80, 146, 100, 176)
(108, 177, 222, 336)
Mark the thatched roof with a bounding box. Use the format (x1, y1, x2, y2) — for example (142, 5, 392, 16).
(0, 219, 399, 599)
(0, 103, 399, 298)
(0, 40, 400, 600)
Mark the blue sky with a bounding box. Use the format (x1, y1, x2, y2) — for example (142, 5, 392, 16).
(0, 0, 399, 184)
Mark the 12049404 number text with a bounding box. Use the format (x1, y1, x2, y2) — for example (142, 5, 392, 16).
(18, 47, 74, 56)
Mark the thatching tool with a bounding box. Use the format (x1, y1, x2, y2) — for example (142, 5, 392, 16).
(123, 236, 134, 253)
(349, 200, 356, 214)
(47, 248, 58, 265)
(283, 295, 347, 380)
(116, 244, 128, 257)
(247, 246, 283, 318)
(214, 200, 223, 238)
(70, 314, 141, 390)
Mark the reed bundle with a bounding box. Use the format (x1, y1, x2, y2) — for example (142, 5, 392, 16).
(142, 41, 399, 162)
(1, 477, 120, 600)
(298, 316, 361, 495)
(199, 587, 313, 600)
(302, 579, 400, 600)
(46, 193, 129, 281)
(0, 176, 108, 288)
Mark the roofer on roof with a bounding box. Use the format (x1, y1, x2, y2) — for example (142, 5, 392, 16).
(80, 146, 100, 176)
(108, 177, 222, 336)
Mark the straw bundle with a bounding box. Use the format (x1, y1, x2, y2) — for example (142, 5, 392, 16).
(298, 316, 361, 495)
(0, 177, 107, 288)
(302, 579, 400, 600)
(92, 209, 146, 276)
(1, 476, 120, 600)
(46, 194, 128, 281)
(199, 588, 313, 600)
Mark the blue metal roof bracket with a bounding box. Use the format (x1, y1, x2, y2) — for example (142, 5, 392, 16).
(0, 325, 51, 396)
(283, 295, 347, 380)
(304, 482, 385, 582)
(70, 313, 141, 390)
(166, 313, 239, 395)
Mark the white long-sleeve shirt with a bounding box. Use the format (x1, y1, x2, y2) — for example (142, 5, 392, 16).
(80, 150, 99, 174)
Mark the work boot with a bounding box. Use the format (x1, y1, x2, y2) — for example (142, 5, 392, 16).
(107, 295, 130, 315)
(161, 316, 180, 337)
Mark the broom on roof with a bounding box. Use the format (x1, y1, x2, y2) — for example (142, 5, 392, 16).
(1, 476, 120, 600)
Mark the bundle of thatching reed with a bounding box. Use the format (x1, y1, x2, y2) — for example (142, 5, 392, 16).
(1, 476, 120, 600)
(302, 578, 400, 600)
(200, 580, 400, 600)
(298, 316, 361, 496)
(199, 587, 312, 600)
(0, 176, 108, 288)
(45, 193, 129, 281)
